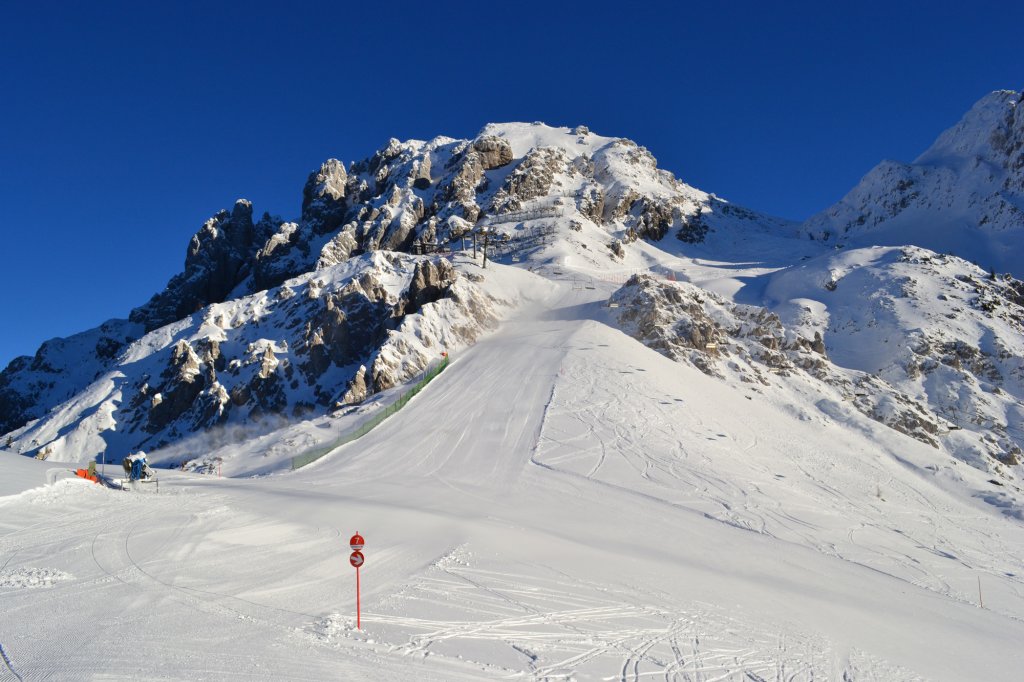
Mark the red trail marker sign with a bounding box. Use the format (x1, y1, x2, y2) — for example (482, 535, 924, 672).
(349, 532, 365, 628)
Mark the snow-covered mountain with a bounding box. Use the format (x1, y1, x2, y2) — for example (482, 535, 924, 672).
(4, 93, 1024, 681)
(802, 89, 1024, 275)
(2, 97, 1023, 487)
(0, 121, 790, 465)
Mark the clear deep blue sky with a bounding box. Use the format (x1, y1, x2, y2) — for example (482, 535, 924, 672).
(1, 1, 1020, 368)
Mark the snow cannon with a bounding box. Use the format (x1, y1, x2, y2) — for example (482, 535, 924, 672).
(122, 451, 155, 482)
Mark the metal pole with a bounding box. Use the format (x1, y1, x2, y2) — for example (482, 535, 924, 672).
(356, 566, 361, 629)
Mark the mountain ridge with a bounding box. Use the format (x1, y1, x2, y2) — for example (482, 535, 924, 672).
(2, 98, 1022, 504)
(0, 121, 785, 447)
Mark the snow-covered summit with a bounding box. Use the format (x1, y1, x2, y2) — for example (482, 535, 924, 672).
(915, 90, 1022, 166)
(802, 89, 1024, 275)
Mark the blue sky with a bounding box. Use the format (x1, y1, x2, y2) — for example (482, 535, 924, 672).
(0, 0, 1020, 368)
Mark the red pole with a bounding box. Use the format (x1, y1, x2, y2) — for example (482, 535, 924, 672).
(356, 566, 361, 629)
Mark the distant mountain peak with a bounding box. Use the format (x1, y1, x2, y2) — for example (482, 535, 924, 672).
(915, 89, 1020, 167)
(801, 89, 1024, 275)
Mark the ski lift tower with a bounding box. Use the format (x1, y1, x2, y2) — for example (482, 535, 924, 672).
(479, 226, 490, 268)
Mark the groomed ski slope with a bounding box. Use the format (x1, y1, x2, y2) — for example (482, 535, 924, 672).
(3, 272, 1024, 681)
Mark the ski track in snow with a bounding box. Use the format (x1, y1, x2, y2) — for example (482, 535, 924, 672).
(349, 549, 919, 682)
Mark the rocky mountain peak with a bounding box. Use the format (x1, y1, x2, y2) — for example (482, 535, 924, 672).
(132, 198, 266, 331)
(19, 110, 1023, 483)
(915, 89, 1022, 168)
(801, 89, 1024, 275)
(302, 158, 347, 233)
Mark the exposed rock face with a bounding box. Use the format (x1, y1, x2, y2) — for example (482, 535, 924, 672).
(147, 340, 206, 432)
(472, 135, 513, 170)
(404, 259, 458, 315)
(111, 120, 788, 345)
(340, 365, 368, 405)
(577, 184, 605, 224)
(316, 225, 360, 269)
(296, 270, 394, 401)
(491, 147, 568, 214)
(412, 154, 432, 188)
(253, 220, 304, 291)
(131, 200, 270, 331)
(631, 197, 677, 241)
(677, 206, 710, 244)
(104, 116, 796, 359)
(363, 189, 426, 252)
(3, 249, 508, 464)
(253, 160, 349, 291)
(302, 158, 348, 234)
(441, 148, 485, 222)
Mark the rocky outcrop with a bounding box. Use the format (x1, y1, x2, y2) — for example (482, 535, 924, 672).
(440, 148, 485, 222)
(472, 135, 513, 170)
(302, 159, 347, 234)
(2, 121, 790, 464)
(363, 189, 426, 252)
(252, 160, 351, 291)
(253, 220, 304, 291)
(577, 184, 605, 224)
(340, 365, 368, 405)
(677, 206, 710, 244)
(632, 197, 678, 241)
(131, 200, 270, 331)
(316, 225, 360, 269)
(147, 340, 206, 432)
(490, 147, 568, 214)
(403, 259, 458, 315)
